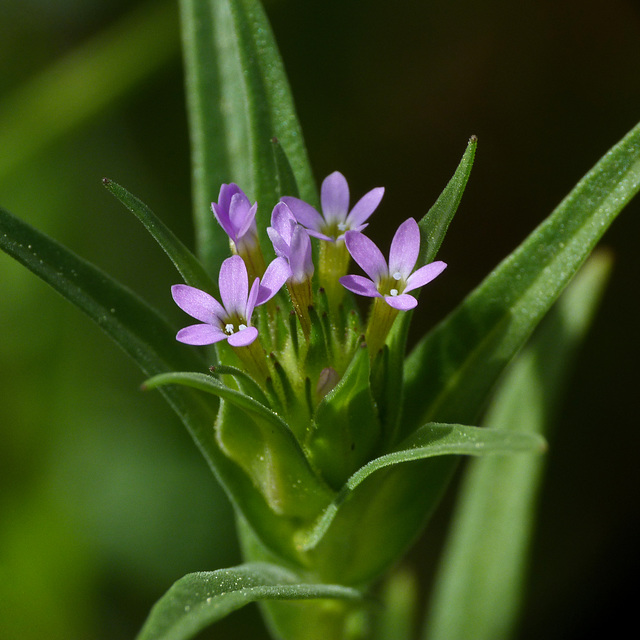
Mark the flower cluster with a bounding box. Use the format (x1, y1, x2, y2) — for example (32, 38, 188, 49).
(172, 172, 446, 391)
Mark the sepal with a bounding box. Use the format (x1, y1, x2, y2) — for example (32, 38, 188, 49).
(307, 345, 382, 489)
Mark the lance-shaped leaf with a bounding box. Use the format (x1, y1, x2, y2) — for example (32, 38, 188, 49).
(144, 371, 334, 519)
(299, 423, 545, 585)
(418, 134, 477, 266)
(0, 205, 202, 377)
(0, 205, 308, 564)
(384, 136, 477, 447)
(423, 252, 612, 640)
(179, 0, 316, 273)
(136, 562, 365, 640)
(103, 178, 216, 293)
(403, 120, 640, 433)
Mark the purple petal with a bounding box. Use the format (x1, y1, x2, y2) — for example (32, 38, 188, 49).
(305, 228, 335, 243)
(267, 226, 289, 258)
(229, 192, 255, 239)
(227, 326, 258, 347)
(217, 183, 243, 213)
(404, 260, 447, 293)
(345, 187, 384, 228)
(388, 218, 420, 279)
(288, 226, 314, 282)
(384, 293, 418, 310)
(270, 202, 296, 245)
(218, 255, 248, 315)
(212, 183, 244, 239)
(339, 274, 381, 298)
(257, 256, 290, 305)
(245, 278, 260, 322)
(321, 171, 349, 223)
(211, 202, 235, 240)
(176, 323, 228, 345)
(344, 231, 388, 283)
(281, 196, 324, 231)
(171, 284, 225, 323)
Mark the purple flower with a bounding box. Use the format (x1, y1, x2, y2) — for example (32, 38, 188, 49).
(172, 255, 289, 347)
(212, 183, 259, 249)
(340, 218, 446, 310)
(267, 202, 314, 283)
(281, 171, 384, 242)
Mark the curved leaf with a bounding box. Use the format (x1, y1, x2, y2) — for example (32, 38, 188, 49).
(300, 423, 545, 552)
(0, 205, 202, 377)
(418, 134, 477, 267)
(144, 371, 334, 519)
(209, 363, 271, 406)
(143, 370, 283, 426)
(103, 178, 216, 292)
(136, 562, 365, 640)
(384, 136, 477, 447)
(404, 119, 640, 432)
(423, 252, 613, 640)
(0, 205, 306, 564)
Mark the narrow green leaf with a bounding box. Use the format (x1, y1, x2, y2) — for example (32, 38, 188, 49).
(418, 134, 477, 266)
(383, 136, 477, 446)
(209, 363, 271, 406)
(0, 205, 306, 564)
(178, 0, 316, 273)
(0, 205, 202, 376)
(226, 0, 317, 214)
(103, 178, 217, 292)
(143, 370, 291, 431)
(404, 120, 640, 432)
(423, 252, 612, 640)
(136, 562, 365, 640)
(300, 423, 545, 552)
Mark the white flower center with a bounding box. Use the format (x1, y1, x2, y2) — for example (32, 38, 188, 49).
(392, 271, 402, 280)
(238, 324, 247, 331)
(225, 323, 235, 335)
(390, 288, 399, 296)
(337, 222, 347, 231)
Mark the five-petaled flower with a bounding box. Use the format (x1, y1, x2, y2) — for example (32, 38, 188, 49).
(172, 254, 289, 347)
(340, 218, 446, 310)
(281, 171, 384, 242)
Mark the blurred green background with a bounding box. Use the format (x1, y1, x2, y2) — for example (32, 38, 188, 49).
(1, 1, 639, 638)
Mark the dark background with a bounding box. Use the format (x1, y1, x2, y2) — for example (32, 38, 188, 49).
(1, 0, 639, 638)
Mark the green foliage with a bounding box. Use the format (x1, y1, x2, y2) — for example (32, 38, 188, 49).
(136, 562, 365, 640)
(1, 0, 638, 638)
(103, 178, 216, 293)
(308, 346, 381, 489)
(300, 423, 545, 554)
(423, 252, 613, 640)
(179, 0, 316, 274)
(404, 120, 640, 431)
